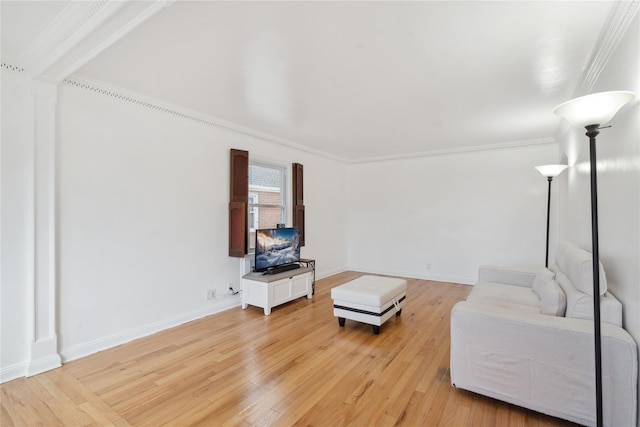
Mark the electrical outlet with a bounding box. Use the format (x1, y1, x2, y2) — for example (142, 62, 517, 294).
(207, 289, 216, 300)
(426, 262, 432, 270)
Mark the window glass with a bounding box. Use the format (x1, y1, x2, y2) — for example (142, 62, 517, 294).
(248, 163, 286, 250)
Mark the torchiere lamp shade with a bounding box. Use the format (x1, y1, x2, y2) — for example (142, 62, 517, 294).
(553, 91, 635, 127)
(535, 164, 568, 178)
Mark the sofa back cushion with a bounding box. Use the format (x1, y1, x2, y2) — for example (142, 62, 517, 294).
(556, 271, 622, 326)
(556, 272, 592, 319)
(555, 241, 607, 295)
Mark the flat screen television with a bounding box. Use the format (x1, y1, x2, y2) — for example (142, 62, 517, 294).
(255, 227, 301, 272)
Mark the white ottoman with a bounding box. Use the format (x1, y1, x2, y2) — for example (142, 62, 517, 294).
(331, 275, 407, 334)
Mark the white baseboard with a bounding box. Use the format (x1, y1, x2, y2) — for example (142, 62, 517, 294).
(0, 354, 63, 384)
(316, 265, 348, 281)
(1, 362, 28, 384)
(2, 267, 467, 384)
(2, 346, 63, 384)
(347, 265, 474, 285)
(27, 354, 62, 377)
(60, 296, 241, 363)
(2, 297, 243, 383)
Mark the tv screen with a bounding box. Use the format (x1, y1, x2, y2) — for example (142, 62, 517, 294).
(255, 227, 301, 272)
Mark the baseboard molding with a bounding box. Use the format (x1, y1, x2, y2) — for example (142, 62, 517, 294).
(316, 265, 348, 281)
(347, 265, 475, 286)
(1, 363, 29, 384)
(60, 296, 241, 363)
(0, 354, 63, 384)
(2, 268, 466, 384)
(26, 354, 62, 377)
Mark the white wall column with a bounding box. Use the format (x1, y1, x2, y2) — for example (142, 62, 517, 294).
(26, 79, 61, 376)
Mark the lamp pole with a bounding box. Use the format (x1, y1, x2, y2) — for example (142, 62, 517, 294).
(553, 90, 635, 427)
(586, 124, 603, 426)
(535, 165, 567, 268)
(545, 176, 552, 268)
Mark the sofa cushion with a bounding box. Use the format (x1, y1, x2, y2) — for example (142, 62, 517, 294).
(532, 268, 555, 296)
(331, 275, 407, 306)
(468, 282, 540, 308)
(478, 266, 538, 287)
(535, 279, 566, 316)
(555, 241, 607, 295)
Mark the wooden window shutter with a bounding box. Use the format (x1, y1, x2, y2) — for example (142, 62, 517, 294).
(292, 163, 305, 246)
(229, 149, 248, 257)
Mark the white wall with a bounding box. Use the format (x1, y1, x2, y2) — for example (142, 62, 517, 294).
(0, 71, 31, 374)
(55, 81, 348, 359)
(0, 74, 348, 378)
(300, 156, 349, 278)
(347, 143, 561, 284)
(556, 13, 639, 420)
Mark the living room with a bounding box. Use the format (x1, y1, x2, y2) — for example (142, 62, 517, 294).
(1, 1, 638, 425)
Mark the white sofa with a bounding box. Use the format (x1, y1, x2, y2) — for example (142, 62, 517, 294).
(450, 241, 637, 426)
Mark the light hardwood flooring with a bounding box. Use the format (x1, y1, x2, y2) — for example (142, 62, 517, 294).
(1, 272, 578, 426)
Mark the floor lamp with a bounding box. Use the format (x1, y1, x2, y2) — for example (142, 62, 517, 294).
(553, 90, 635, 427)
(534, 165, 568, 268)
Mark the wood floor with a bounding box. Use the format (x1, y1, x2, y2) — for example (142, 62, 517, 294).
(2, 272, 578, 426)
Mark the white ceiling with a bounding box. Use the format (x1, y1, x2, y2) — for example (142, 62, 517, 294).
(1, 1, 625, 162)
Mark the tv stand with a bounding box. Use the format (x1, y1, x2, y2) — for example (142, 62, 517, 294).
(242, 267, 312, 315)
(263, 263, 300, 275)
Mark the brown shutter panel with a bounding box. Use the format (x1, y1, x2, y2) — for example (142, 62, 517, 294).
(293, 162, 304, 205)
(294, 205, 305, 246)
(229, 149, 248, 257)
(292, 163, 305, 246)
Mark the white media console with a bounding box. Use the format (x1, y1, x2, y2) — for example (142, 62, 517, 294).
(241, 266, 313, 315)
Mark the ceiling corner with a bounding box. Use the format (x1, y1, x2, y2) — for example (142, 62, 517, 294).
(17, 0, 174, 83)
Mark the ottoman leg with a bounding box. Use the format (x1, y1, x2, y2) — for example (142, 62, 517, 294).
(373, 325, 380, 335)
(338, 317, 345, 327)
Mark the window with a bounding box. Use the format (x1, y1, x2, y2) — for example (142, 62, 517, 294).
(228, 149, 302, 258)
(248, 194, 259, 232)
(248, 162, 287, 250)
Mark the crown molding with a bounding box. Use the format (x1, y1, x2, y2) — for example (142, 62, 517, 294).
(65, 75, 558, 165)
(17, 0, 174, 82)
(47, 1, 175, 82)
(18, 1, 118, 77)
(8, 1, 637, 164)
(351, 138, 557, 164)
(574, 1, 639, 97)
(555, 1, 639, 140)
(64, 75, 348, 163)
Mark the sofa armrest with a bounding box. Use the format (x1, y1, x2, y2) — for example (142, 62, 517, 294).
(450, 301, 637, 426)
(478, 265, 539, 288)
